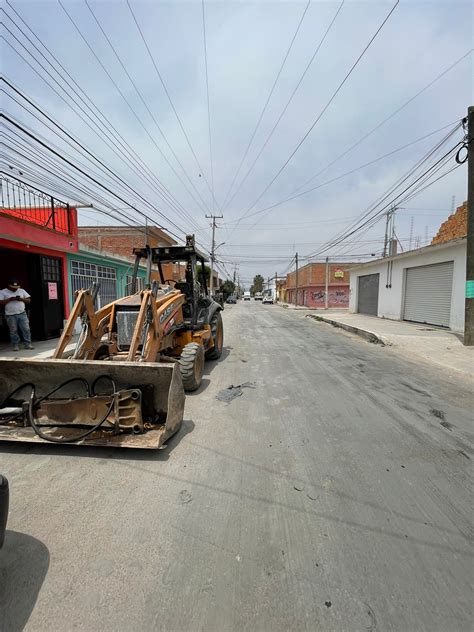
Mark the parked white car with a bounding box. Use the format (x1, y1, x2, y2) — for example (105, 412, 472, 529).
(262, 295, 274, 304)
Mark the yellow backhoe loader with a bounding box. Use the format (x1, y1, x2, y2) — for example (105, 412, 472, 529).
(0, 236, 223, 449)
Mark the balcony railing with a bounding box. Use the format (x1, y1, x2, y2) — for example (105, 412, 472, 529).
(0, 175, 72, 235)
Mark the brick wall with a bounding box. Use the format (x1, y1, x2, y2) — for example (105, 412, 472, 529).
(286, 263, 352, 289)
(431, 201, 467, 245)
(79, 227, 181, 281)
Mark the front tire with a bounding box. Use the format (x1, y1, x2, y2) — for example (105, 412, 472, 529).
(179, 342, 205, 391)
(206, 311, 223, 360)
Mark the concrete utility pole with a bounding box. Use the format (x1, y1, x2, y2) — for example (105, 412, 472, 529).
(464, 106, 474, 346)
(275, 271, 277, 301)
(383, 207, 396, 257)
(295, 252, 299, 305)
(206, 213, 223, 294)
(325, 257, 329, 310)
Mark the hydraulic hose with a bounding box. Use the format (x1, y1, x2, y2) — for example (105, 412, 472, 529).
(1, 376, 119, 444)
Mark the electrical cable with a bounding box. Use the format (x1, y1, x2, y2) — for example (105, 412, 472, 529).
(220, 0, 312, 210)
(241, 120, 460, 223)
(289, 49, 473, 197)
(303, 123, 463, 257)
(126, 0, 216, 209)
(83, 0, 210, 215)
(1, 6, 206, 228)
(201, 0, 217, 211)
(305, 139, 463, 259)
(2, 113, 213, 251)
(56, 0, 209, 217)
(229, 0, 399, 229)
(1, 116, 187, 238)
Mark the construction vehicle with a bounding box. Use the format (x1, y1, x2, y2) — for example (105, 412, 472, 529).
(0, 236, 223, 449)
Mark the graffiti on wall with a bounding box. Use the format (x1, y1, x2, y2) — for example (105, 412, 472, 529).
(310, 287, 349, 306)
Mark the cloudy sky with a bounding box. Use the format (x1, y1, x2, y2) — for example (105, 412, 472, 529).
(2, 0, 472, 286)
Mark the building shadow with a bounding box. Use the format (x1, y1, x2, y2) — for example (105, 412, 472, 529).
(0, 531, 50, 632)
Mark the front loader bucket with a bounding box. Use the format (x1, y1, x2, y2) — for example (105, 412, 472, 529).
(0, 359, 185, 449)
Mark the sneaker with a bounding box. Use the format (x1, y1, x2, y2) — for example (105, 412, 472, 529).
(24, 344, 34, 350)
(12, 345, 20, 352)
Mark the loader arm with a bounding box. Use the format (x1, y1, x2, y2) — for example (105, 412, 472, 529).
(127, 290, 186, 362)
(52, 289, 113, 360)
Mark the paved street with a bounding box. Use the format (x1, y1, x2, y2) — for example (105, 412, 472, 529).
(1, 301, 472, 632)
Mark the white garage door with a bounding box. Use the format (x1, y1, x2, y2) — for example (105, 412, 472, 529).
(403, 261, 454, 327)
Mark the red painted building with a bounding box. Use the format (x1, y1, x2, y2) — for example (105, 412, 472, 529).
(286, 262, 356, 308)
(0, 176, 78, 340)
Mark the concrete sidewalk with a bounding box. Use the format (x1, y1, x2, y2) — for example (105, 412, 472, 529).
(0, 335, 78, 360)
(304, 310, 473, 379)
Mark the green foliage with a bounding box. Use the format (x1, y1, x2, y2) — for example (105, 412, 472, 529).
(252, 274, 264, 293)
(221, 279, 236, 298)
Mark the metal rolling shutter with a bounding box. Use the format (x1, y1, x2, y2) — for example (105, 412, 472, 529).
(403, 261, 453, 327)
(358, 273, 379, 316)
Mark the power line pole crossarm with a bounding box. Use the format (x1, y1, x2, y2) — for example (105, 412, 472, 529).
(464, 106, 474, 346)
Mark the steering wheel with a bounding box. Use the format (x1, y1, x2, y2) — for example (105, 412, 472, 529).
(163, 279, 178, 286)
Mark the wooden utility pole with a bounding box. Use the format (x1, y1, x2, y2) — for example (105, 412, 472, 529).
(206, 213, 223, 294)
(325, 257, 329, 309)
(464, 106, 474, 345)
(295, 252, 299, 305)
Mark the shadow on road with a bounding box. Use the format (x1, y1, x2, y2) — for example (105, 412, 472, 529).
(0, 531, 50, 632)
(0, 419, 195, 463)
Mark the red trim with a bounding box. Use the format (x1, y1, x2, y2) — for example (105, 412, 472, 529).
(0, 213, 78, 252)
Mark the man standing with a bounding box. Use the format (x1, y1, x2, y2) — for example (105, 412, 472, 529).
(0, 278, 34, 351)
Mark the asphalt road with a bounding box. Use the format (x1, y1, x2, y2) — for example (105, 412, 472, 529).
(1, 302, 472, 631)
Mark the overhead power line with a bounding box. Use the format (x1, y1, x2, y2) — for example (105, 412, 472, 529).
(289, 48, 473, 198)
(242, 119, 459, 224)
(1, 85, 204, 236)
(228, 0, 400, 234)
(0, 18, 202, 230)
(201, 0, 217, 212)
(126, 0, 216, 210)
(57, 0, 209, 216)
(220, 0, 312, 210)
(305, 131, 464, 259)
(223, 0, 344, 214)
(1, 113, 187, 241)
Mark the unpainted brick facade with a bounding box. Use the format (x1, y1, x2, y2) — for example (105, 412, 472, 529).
(431, 201, 467, 245)
(79, 226, 181, 281)
(286, 262, 354, 308)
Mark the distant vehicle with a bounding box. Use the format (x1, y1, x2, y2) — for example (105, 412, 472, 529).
(243, 291, 251, 301)
(0, 475, 8, 549)
(226, 295, 237, 304)
(262, 295, 274, 304)
(254, 292, 263, 301)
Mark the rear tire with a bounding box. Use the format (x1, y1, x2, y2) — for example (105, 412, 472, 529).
(179, 342, 205, 392)
(206, 311, 223, 360)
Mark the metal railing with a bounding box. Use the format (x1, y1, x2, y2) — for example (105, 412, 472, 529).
(0, 174, 72, 234)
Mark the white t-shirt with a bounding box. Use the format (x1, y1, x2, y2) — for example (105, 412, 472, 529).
(0, 288, 30, 316)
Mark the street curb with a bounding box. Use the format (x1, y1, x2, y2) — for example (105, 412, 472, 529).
(305, 314, 388, 346)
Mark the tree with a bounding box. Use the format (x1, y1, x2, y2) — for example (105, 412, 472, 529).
(252, 274, 264, 294)
(221, 279, 235, 299)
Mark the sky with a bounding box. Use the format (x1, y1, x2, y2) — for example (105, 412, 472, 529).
(1, 0, 472, 287)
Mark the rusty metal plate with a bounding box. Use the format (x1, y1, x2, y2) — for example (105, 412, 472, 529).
(0, 358, 185, 450)
(0, 424, 169, 449)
